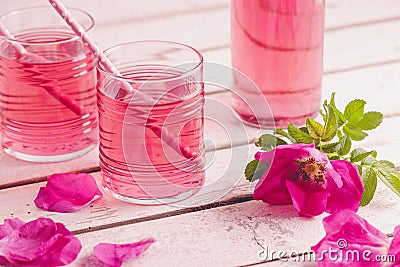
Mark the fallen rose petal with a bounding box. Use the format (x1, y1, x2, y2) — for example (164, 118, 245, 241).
(94, 238, 155, 267)
(0, 218, 25, 239)
(311, 210, 391, 266)
(0, 218, 81, 267)
(388, 225, 400, 265)
(34, 173, 103, 212)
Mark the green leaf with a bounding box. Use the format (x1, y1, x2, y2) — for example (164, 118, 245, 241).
(356, 111, 383, 131)
(373, 160, 396, 172)
(329, 93, 346, 126)
(320, 141, 340, 153)
(322, 104, 338, 141)
(320, 110, 327, 123)
(337, 135, 352, 156)
(360, 167, 377, 206)
(361, 156, 377, 165)
(337, 130, 343, 139)
(376, 172, 400, 198)
(274, 129, 294, 142)
(274, 129, 289, 138)
(343, 122, 368, 141)
(306, 118, 324, 139)
(350, 148, 377, 162)
(299, 127, 309, 134)
(357, 164, 363, 175)
(344, 99, 366, 123)
(244, 159, 269, 182)
(287, 124, 314, 144)
(255, 134, 287, 151)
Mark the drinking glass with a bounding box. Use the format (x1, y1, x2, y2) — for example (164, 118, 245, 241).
(97, 41, 205, 204)
(0, 6, 98, 162)
(231, 0, 325, 127)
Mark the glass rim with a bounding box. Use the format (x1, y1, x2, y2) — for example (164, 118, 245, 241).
(0, 6, 95, 46)
(97, 40, 204, 83)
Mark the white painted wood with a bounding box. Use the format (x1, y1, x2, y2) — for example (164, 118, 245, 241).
(1, 73, 400, 188)
(324, 21, 400, 73)
(90, 7, 400, 71)
(1, 0, 399, 30)
(0, 0, 229, 27)
(0, 1, 398, 266)
(1, 114, 400, 233)
(68, 183, 399, 266)
(0, 0, 399, 187)
(0, 147, 99, 188)
(326, 0, 400, 29)
(202, 19, 400, 87)
(0, 91, 264, 187)
(0, 144, 259, 232)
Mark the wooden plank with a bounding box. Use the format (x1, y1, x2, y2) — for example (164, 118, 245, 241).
(1, 60, 400, 187)
(0, 0, 229, 27)
(0, 148, 99, 189)
(1, 115, 400, 233)
(203, 19, 400, 83)
(1, 2, 400, 187)
(322, 63, 400, 116)
(0, 144, 258, 232)
(0, 91, 264, 188)
(324, 21, 400, 73)
(1, 1, 399, 75)
(69, 183, 399, 266)
(91, 7, 400, 71)
(326, 0, 400, 30)
(1, 0, 399, 31)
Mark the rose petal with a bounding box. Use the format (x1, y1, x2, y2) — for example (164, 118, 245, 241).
(0, 218, 81, 267)
(94, 238, 155, 267)
(34, 173, 103, 212)
(254, 159, 297, 205)
(324, 167, 343, 191)
(255, 151, 274, 164)
(311, 210, 390, 266)
(322, 210, 389, 247)
(325, 160, 364, 214)
(285, 179, 330, 217)
(388, 225, 400, 265)
(272, 143, 316, 161)
(0, 218, 25, 240)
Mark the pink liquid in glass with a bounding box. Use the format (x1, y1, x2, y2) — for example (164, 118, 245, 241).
(98, 66, 205, 203)
(0, 30, 98, 162)
(231, 0, 325, 127)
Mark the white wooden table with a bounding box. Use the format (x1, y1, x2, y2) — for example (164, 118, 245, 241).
(1, 0, 400, 266)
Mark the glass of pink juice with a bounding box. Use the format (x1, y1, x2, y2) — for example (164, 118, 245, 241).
(97, 41, 205, 204)
(231, 0, 325, 127)
(0, 7, 98, 162)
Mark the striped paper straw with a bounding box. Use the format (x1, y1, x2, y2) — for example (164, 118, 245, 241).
(48, 0, 197, 160)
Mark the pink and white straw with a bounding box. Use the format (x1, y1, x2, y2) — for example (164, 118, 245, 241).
(48, 0, 197, 160)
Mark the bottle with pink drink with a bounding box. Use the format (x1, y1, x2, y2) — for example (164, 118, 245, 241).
(231, 0, 325, 127)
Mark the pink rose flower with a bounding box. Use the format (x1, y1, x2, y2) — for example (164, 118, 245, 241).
(0, 218, 81, 267)
(311, 210, 399, 266)
(253, 144, 364, 217)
